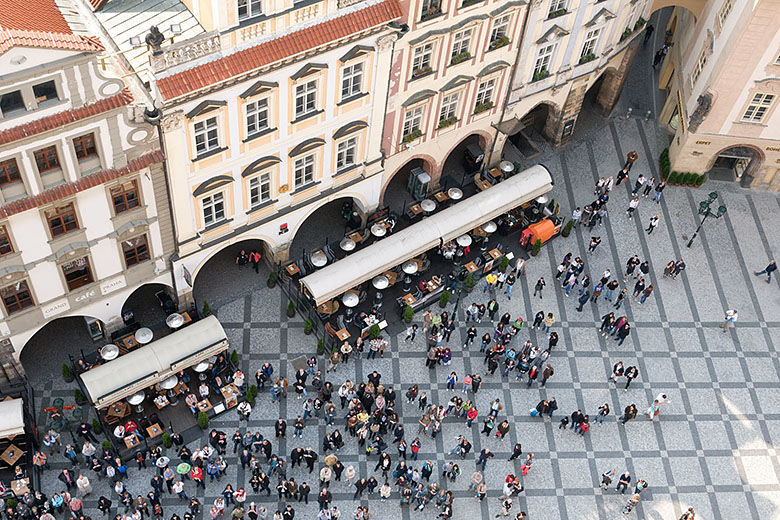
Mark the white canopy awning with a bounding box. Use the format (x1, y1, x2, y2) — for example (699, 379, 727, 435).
(0, 398, 25, 439)
(300, 164, 553, 305)
(81, 315, 228, 409)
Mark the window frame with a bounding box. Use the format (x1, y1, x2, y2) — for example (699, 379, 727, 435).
(412, 43, 435, 77)
(248, 172, 271, 207)
(34, 145, 61, 173)
(201, 191, 227, 227)
(73, 133, 98, 161)
(403, 106, 425, 137)
(336, 137, 358, 171)
(1, 279, 34, 315)
(111, 179, 141, 215)
(0, 225, 14, 257)
(490, 14, 511, 44)
(548, 0, 566, 16)
(32, 80, 59, 107)
(0, 158, 22, 187)
(294, 154, 316, 188)
(122, 234, 151, 268)
(0, 90, 26, 118)
(580, 28, 601, 59)
(741, 93, 775, 123)
(238, 0, 262, 20)
(341, 62, 364, 101)
(294, 79, 318, 119)
(61, 256, 95, 292)
(45, 202, 79, 238)
(534, 44, 555, 77)
(193, 116, 220, 157)
(245, 96, 270, 137)
(717, 0, 733, 28)
(439, 92, 460, 123)
(690, 48, 707, 87)
(420, 0, 442, 20)
(451, 29, 472, 61)
(475, 78, 496, 108)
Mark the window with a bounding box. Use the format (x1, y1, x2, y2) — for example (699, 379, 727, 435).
(548, 0, 566, 16)
(0, 159, 21, 187)
(249, 173, 271, 206)
(0, 226, 13, 256)
(490, 15, 510, 43)
(420, 0, 441, 19)
(61, 256, 94, 292)
(690, 49, 707, 86)
(32, 80, 58, 106)
(439, 92, 459, 122)
(34, 145, 60, 173)
(341, 63, 363, 100)
(122, 235, 150, 267)
(534, 44, 555, 77)
(46, 203, 79, 237)
(337, 138, 357, 170)
(742, 93, 775, 123)
(0, 90, 25, 117)
(202, 192, 226, 226)
(403, 106, 424, 137)
(194, 117, 219, 155)
(717, 0, 733, 28)
(238, 0, 262, 20)
(581, 28, 600, 59)
(412, 43, 434, 76)
(111, 180, 140, 214)
(294, 155, 315, 188)
(1, 280, 34, 315)
(245, 98, 269, 136)
(451, 29, 472, 61)
(475, 79, 495, 108)
(73, 133, 98, 161)
(295, 80, 318, 118)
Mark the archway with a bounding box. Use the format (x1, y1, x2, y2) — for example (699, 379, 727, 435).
(21, 315, 102, 385)
(121, 282, 175, 332)
(706, 145, 764, 186)
(192, 239, 271, 310)
(502, 102, 559, 162)
(567, 70, 616, 142)
(440, 133, 490, 188)
(380, 157, 437, 214)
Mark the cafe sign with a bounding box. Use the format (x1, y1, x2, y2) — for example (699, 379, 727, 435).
(100, 276, 127, 295)
(42, 299, 71, 319)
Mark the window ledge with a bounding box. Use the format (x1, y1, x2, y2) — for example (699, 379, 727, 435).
(409, 70, 436, 82)
(247, 199, 277, 215)
(192, 146, 227, 162)
(337, 92, 369, 106)
(199, 218, 233, 235)
(46, 228, 86, 247)
(0, 251, 23, 264)
(334, 164, 359, 177)
(291, 109, 324, 125)
(733, 121, 768, 127)
(242, 127, 277, 143)
(419, 11, 446, 24)
(110, 205, 149, 221)
(291, 180, 321, 196)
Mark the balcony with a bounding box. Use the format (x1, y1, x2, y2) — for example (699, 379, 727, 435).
(150, 32, 221, 73)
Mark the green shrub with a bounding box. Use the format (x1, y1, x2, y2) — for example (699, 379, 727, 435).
(668, 171, 678, 185)
(62, 363, 73, 382)
(303, 320, 313, 334)
(101, 440, 112, 451)
(578, 53, 596, 64)
(695, 174, 706, 187)
(438, 116, 457, 129)
(287, 300, 296, 317)
(465, 273, 475, 288)
(162, 433, 173, 449)
(402, 129, 423, 143)
(532, 239, 543, 256)
(248, 384, 258, 400)
(403, 305, 414, 323)
(499, 256, 510, 272)
(439, 290, 451, 308)
(230, 350, 239, 366)
(368, 324, 381, 340)
(202, 300, 211, 316)
(74, 389, 86, 405)
(562, 220, 574, 236)
(267, 271, 277, 288)
(92, 418, 103, 434)
(473, 101, 494, 114)
(450, 51, 471, 65)
(317, 339, 325, 356)
(489, 35, 510, 49)
(6, 499, 17, 509)
(198, 412, 210, 429)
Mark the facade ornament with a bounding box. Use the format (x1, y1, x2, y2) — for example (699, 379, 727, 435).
(146, 26, 166, 56)
(687, 92, 712, 133)
(161, 112, 185, 132)
(376, 34, 395, 51)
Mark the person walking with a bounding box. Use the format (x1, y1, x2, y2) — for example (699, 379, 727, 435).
(646, 214, 659, 234)
(576, 290, 590, 312)
(520, 454, 534, 476)
(624, 151, 638, 171)
(721, 309, 738, 332)
(639, 284, 654, 304)
(533, 278, 545, 299)
(542, 313, 555, 333)
(618, 404, 638, 424)
(631, 174, 646, 195)
(405, 325, 418, 342)
(601, 468, 616, 490)
(588, 236, 602, 254)
(643, 22, 654, 44)
(673, 259, 686, 279)
(540, 364, 554, 387)
(572, 207, 582, 227)
(623, 493, 641, 515)
(754, 260, 776, 283)
(614, 289, 627, 310)
(623, 365, 639, 391)
(653, 180, 666, 203)
(642, 177, 655, 198)
(609, 361, 624, 382)
(626, 197, 639, 218)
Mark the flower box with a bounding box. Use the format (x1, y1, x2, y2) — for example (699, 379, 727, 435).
(473, 101, 494, 114)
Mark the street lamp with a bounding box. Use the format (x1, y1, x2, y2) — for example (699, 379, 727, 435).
(686, 191, 726, 248)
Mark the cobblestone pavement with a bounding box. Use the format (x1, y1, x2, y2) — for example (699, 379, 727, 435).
(32, 113, 780, 520)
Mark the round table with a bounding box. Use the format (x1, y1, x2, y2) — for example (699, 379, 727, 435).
(499, 160, 514, 175)
(194, 360, 210, 381)
(402, 261, 418, 275)
(420, 199, 436, 213)
(311, 252, 328, 267)
(372, 275, 389, 290)
(128, 391, 145, 413)
(135, 327, 153, 344)
(447, 187, 463, 200)
(371, 224, 387, 237)
(342, 292, 359, 308)
(166, 313, 185, 329)
(456, 234, 473, 247)
(100, 344, 119, 361)
(161, 375, 179, 406)
(535, 195, 549, 205)
(340, 238, 356, 252)
(482, 221, 497, 233)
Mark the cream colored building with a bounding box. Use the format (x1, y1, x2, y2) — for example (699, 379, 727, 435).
(0, 0, 173, 358)
(380, 0, 529, 192)
(656, 0, 780, 189)
(502, 0, 652, 148)
(88, 0, 404, 306)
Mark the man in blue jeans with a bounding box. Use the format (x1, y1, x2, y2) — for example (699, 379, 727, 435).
(755, 260, 777, 283)
(476, 448, 493, 471)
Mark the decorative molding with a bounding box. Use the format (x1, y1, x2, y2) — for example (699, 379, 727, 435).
(185, 100, 227, 119)
(241, 156, 281, 177)
(477, 60, 510, 77)
(340, 45, 374, 62)
(584, 7, 616, 27)
(333, 120, 368, 139)
(289, 137, 326, 157)
(239, 80, 278, 99)
(161, 112, 184, 132)
(376, 35, 395, 51)
(402, 89, 436, 107)
(290, 63, 328, 81)
(536, 24, 569, 45)
(440, 74, 474, 91)
(490, 0, 527, 17)
(150, 31, 221, 73)
(193, 175, 234, 196)
(409, 14, 490, 46)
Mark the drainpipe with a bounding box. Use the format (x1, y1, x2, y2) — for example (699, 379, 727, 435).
(378, 22, 409, 169)
(487, 3, 532, 166)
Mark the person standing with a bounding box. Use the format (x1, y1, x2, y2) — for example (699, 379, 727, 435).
(643, 23, 655, 44)
(646, 214, 659, 234)
(609, 361, 624, 382)
(588, 236, 602, 254)
(540, 364, 554, 387)
(601, 468, 616, 490)
(616, 471, 631, 493)
(619, 404, 638, 424)
(576, 290, 590, 312)
(639, 284, 654, 304)
(653, 180, 666, 203)
(673, 259, 686, 279)
(520, 454, 534, 476)
(623, 365, 639, 391)
(624, 151, 639, 171)
(721, 309, 738, 332)
(642, 177, 655, 198)
(624, 255, 639, 281)
(754, 260, 777, 283)
(572, 207, 582, 227)
(616, 168, 629, 186)
(631, 174, 646, 195)
(623, 493, 641, 516)
(405, 324, 418, 342)
(626, 197, 639, 218)
(533, 278, 545, 299)
(614, 289, 627, 310)
(236, 250, 249, 270)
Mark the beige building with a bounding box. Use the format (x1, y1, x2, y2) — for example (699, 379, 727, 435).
(656, 0, 780, 189)
(0, 0, 173, 359)
(501, 0, 652, 149)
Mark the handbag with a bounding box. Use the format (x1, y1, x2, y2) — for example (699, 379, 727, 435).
(529, 409, 539, 417)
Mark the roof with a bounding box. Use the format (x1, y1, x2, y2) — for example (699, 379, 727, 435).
(0, 149, 164, 218)
(80, 315, 228, 408)
(89, 0, 108, 10)
(0, 398, 24, 439)
(0, 88, 133, 146)
(0, 0, 104, 54)
(157, 0, 403, 101)
(300, 165, 553, 305)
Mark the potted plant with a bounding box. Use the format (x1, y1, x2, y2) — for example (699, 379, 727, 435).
(316, 339, 325, 356)
(161, 433, 173, 449)
(498, 256, 510, 273)
(531, 239, 542, 257)
(465, 273, 475, 292)
(101, 440, 112, 451)
(532, 69, 550, 82)
(303, 319, 313, 335)
(74, 389, 87, 406)
(403, 305, 414, 324)
(439, 290, 451, 308)
(62, 363, 74, 383)
(668, 171, 678, 185)
(197, 412, 210, 430)
(92, 418, 103, 435)
(368, 324, 381, 340)
(230, 350, 239, 366)
(578, 53, 596, 65)
(402, 129, 424, 143)
(287, 300, 296, 318)
(474, 101, 494, 114)
(561, 219, 574, 237)
(201, 300, 211, 317)
(695, 174, 706, 187)
(267, 271, 277, 288)
(451, 51, 471, 65)
(659, 148, 671, 179)
(634, 17, 646, 30)
(5, 499, 17, 510)
(620, 27, 632, 42)
(438, 116, 457, 129)
(489, 35, 510, 49)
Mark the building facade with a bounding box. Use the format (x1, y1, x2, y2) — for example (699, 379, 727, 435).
(380, 0, 529, 192)
(0, 0, 173, 357)
(502, 0, 651, 149)
(656, 0, 780, 189)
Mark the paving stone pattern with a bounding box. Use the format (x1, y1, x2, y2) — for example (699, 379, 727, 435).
(33, 116, 780, 520)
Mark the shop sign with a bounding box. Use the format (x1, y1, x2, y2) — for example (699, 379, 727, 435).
(42, 299, 70, 319)
(75, 290, 97, 303)
(100, 276, 127, 295)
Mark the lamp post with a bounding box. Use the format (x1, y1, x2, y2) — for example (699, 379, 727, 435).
(686, 191, 726, 248)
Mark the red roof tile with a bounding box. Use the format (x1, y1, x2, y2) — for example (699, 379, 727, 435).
(0, 150, 164, 218)
(0, 29, 104, 54)
(89, 0, 108, 10)
(158, 0, 402, 101)
(0, 89, 133, 146)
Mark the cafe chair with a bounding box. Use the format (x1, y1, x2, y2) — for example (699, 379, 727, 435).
(302, 253, 314, 272)
(297, 260, 309, 277)
(358, 291, 368, 304)
(496, 242, 505, 252)
(52, 397, 64, 410)
(324, 244, 336, 262)
(420, 259, 431, 274)
(325, 322, 338, 339)
(337, 314, 347, 331)
(412, 287, 423, 300)
(474, 256, 484, 267)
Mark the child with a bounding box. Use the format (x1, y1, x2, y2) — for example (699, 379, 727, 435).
(558, 417, 569, 429)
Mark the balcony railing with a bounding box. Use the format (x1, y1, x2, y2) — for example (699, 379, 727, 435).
(150, 32, 221, 73)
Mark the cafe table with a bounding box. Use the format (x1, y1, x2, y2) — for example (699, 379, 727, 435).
(11, 477, 30, 496)
(146, 423, 163, 438)
(197, 399, 213, 413)
(106, 401, 130, 420)
(123, 436, 140, 449)
(488, 248, 502, 260)
(433, 191, 449, 203)
(401, 293, 416, 306)
(285, 263, 300, 276)
(1, 444, 22, 466)
(408, 203, 423, 216)
(336, 328, 351, 341)
(464, 262, 478, 273)
(316, 300, 338, 315)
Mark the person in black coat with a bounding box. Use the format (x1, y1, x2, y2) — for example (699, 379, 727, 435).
(275, 418, 287, 439)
